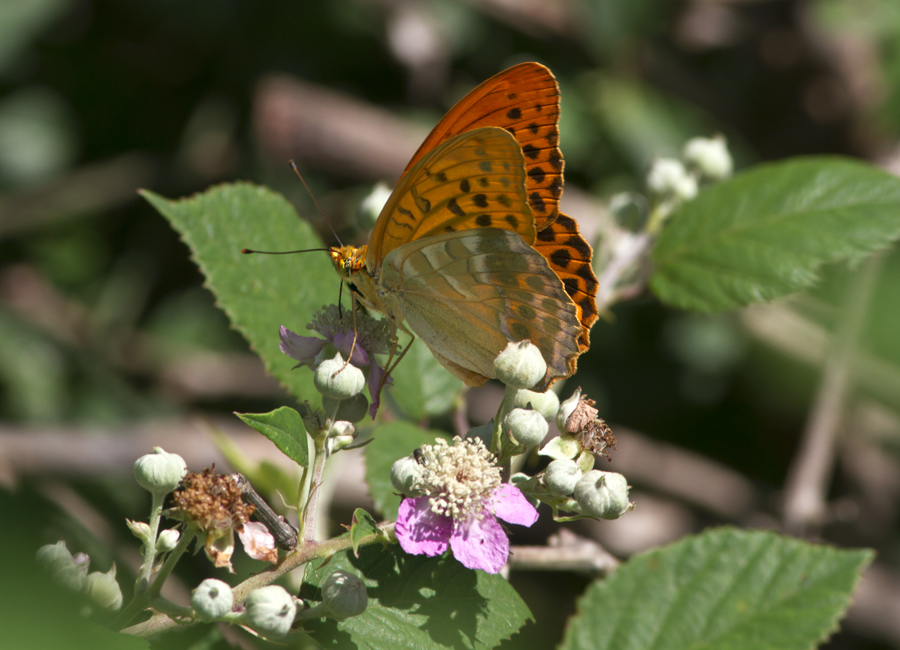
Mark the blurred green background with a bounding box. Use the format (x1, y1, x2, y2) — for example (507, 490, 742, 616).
(2, 0, 900, 648)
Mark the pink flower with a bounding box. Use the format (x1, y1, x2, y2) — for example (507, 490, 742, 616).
(393, 437, 539, 574)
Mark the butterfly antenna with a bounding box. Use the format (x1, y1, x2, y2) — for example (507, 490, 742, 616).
(241, 247, 331, 255)
(289, 159, 344, 247)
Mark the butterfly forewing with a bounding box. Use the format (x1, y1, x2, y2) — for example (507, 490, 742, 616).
(404, 62, 564, 232)
(366, 127, 536, 270)
(378, 229, 581, 388)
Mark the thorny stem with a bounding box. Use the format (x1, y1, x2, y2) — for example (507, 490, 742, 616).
(134, 491, 165, 594)
(121, 524, 395, 638)
(492, 384, 519, 479)
(299, 402, 338, 543)
(114, 527, 197, 630)
(782, 254, 883, 536)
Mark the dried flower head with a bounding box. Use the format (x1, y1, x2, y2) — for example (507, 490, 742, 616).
(562, 392, 616, 459)
(170, 468, 254, 571)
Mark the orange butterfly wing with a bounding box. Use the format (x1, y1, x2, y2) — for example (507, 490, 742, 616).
(403, 62, 599, 355)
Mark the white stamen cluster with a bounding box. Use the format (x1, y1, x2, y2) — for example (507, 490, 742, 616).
(415, 436, 502, 522)
(308, 305, 391, 354)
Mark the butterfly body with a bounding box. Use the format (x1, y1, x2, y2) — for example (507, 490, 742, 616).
(330, 64, 598, 390)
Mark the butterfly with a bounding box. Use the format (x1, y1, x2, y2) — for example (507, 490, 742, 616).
(330, 63, 598, 391)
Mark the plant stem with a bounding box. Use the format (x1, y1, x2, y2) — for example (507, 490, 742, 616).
(114, 528, 196, 630)
(122, 524, 394, 638)
(134, 492, 165, 594)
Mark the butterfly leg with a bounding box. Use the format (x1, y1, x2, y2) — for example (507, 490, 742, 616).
(334, 294, 363, 377)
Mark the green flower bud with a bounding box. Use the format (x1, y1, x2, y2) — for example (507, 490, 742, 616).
(646, 157, 697, 200)
(539, 434, 581, 460)
(543, 459, 582, 496)
(315, 353, 365, 400)
(37, 542, 89, 591)
(390, 455, 424, 495)
(359, 182, 392, 228)
(502, 408, 548, 448)
(192, 578, 234, 622)
(85, 565, 123, 612)
(556, 388, 583, 431)
(126, 520, 152, 544)
(574, 470, 632, 520)
(493, 341, 546, 389)
(134, 447, 187, 496)
(156, 529, 181, 553)
(243, 585, 297, 638)
(683, 135, 732, 180)
(321, 570, 368, 620)
(36, 541, 72, 572)
(515, 389, 560, 422)
(323, 393, 369, 423)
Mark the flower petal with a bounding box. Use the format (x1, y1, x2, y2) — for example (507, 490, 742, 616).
(279, 326, 325, 365)
(332, 331, 371, 367)
(450, 514, 509, 574)
(395, 497, 451, 557)
(204, 528, 236, 572)
(238, 521, 279, 564)
(490, 484, 539, 527)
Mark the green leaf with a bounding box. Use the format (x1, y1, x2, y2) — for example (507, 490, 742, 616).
(303, 545, 532, 650)
(350, 508, 380, 556)
(651, 157, 900, 312)
(364, 422, 450, 520)
(142, 184, 337, 406)
(560, 527, 873, 650)
(387, 335, 465, 419)
(236, 406, 309, 467)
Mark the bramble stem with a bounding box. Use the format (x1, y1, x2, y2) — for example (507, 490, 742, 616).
(114, 528, 196, 630)
(134, 491, 165, 594)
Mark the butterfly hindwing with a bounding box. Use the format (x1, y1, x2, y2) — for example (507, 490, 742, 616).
(377, 228, 581, 388)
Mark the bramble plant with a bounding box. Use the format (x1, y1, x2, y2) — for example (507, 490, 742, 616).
(37, 135, 890, 647)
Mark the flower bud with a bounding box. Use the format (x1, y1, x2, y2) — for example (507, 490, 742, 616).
(514, 389, 560, 422)
(539, 434, 581, 460)
(85, 565, 123, 612)
(315, 353, 365, 400)
(556, 388, 583, 431)
(126, 520, 152, 544)
(37, 542, 89, 591)
(327, 420, 357, 453)
(134, 447, 187, 497)
(321, 570, 368, 620)
(646, 158, 697, 200)
(243, 585, 297, 638)
(36, 541, 73, 572)
(574, 470, 632, 520)
(543, 459, 582, 496)
(502, 408, 548, 448)
(156, 529, 181, 553)
(323, 393, 369, 423)
(390, 455, 424, 496)
(493, 341, 546, 389)
(192, 578, 234, 622)
(359, 182, 392, 228)
(683, 135, 732, 180)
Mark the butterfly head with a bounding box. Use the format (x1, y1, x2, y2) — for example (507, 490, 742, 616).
(328, 245, 368, 278)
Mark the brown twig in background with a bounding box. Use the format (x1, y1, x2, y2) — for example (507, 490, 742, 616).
(782, 254, 883, 536)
